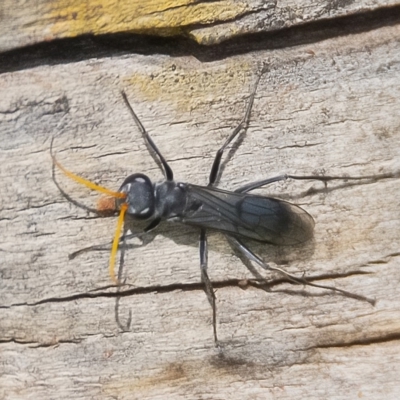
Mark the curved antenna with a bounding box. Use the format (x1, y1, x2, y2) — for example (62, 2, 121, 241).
(51, 137, 128, 284)
(121, 90, 174, 181)
(51, 138, 126, 199)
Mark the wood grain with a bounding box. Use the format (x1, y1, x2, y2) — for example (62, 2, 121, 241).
(1, 0, 399, 50)
(1, 12, 400, 400)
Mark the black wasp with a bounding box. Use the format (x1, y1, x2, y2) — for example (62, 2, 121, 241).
(52, 69, 377, 344)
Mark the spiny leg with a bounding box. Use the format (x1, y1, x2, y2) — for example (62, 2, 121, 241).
(235, 175, 288, 193)
(121, 91, 174, 181)
(287, 172, 398, 182)
(208, 69, 265, 186)
(235, 172, 399, 194)
(226, 235, 375, 305)
(200, 229, 218, 343)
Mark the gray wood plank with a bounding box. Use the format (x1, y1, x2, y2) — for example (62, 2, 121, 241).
(1, 23, 400, 399)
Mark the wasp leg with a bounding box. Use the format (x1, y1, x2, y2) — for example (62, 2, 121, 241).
(235, 175, 289, 193)
(69, 219, 161, 259)
(121, 91, 174, 181)
(208, 71, 264, 186)
(199, 229, 219, 344)
(115, 233, 132, 331)
(226, 235, 375, 305)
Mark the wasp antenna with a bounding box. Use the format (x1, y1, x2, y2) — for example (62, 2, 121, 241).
(51, 143, 126, 199)
(109, 203, 129, 284)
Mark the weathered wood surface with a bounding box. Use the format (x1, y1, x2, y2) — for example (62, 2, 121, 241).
(1, 12, 400, 400)
(1, 0, 399, 50)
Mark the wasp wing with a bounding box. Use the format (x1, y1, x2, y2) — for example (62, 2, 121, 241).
(176, 184, 314, 245)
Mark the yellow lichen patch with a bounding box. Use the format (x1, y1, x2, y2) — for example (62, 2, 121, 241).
(45, 0, 250, 40)
(124, 59, 255, 114)
(187, 18, 256, 45)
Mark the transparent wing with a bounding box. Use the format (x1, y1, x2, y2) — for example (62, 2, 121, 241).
(177, 184, 314, 245)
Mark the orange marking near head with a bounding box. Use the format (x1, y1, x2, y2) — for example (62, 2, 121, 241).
(97, 196, 117, 214)
(52, 154, 127, 199)
(110, 202, 129, 284)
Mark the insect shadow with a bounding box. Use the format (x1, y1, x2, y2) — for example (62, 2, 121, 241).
(52, 66, 392, 345)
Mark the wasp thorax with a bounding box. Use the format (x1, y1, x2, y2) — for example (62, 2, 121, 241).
(118, 173, 155, 219)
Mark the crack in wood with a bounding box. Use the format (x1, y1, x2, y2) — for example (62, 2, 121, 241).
(310, 332, 400, 349)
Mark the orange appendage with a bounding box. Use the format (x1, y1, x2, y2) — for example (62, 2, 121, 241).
(52, 152, 129, 285)
(52, 154, 126, 199)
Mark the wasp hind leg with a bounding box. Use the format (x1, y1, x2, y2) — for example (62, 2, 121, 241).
(226, 235, 375, 305)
